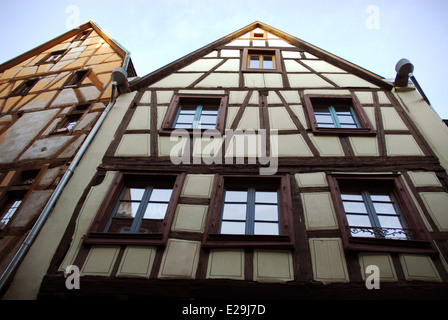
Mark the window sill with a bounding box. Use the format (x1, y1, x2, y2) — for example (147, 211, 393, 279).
(203, 234, 294, 249)
(83, 232, 165, 246)
(311, 127, 377, 136)
(345, 236, 437, 255)
(159, 128, 224, 136)
(241, 68, 282, 73)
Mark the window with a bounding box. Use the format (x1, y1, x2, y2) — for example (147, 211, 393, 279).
(328, 174, 435, 254)
(303, 95, 376, 135)
(203, 175, 294, 248)
(314, 102, 360, 129)
(105, 186, 173, 234)
(161, 94, 228, 134)
(37, 50, 66, 65)
(9, 79, 38, 97)
(250, 31, 267, 40)
(248, 53, 275, 69)
(342, 191, 410, 240)
(220, 188, 280, 235)
(242, 48, 282, 72)
(62, 70, 90, 89)
(174, 104, 219, 130)
(0, 192, 25, 231)
(13, 169, 40, 186)
(85, 172, 185, 246)
(73, 30, 92, 42)
(52, 104, 89, 134)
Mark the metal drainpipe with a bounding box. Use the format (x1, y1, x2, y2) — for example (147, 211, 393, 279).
(0, 81, 118, 294)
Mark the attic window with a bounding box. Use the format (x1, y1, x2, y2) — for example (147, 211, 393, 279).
(73, 30, 92, 42)
(242, 48, 282, 72)
(250, 31, 267, 40)
(38, 50, 66, 65)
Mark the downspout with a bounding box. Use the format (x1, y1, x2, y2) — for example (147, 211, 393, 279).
(0, 68, 126, 293)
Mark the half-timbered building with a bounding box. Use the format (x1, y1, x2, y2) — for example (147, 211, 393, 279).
(0, 20, 135, 295)
(3, 21, 448, 300)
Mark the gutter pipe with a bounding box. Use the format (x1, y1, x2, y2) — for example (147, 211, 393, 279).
(0, 81, 119, 294)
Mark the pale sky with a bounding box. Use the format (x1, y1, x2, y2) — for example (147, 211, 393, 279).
(1, 0, 448, 119)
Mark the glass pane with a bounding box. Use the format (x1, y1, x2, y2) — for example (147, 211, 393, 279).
(199, 124, 216, 129)
(199, 115, 218, 125)
(174, 123, 192, 129)
(263, 56, 274, 69)
(342, 201, 368, 214)
(150, 189, 172, 202)
(373, 202, 397, 215)
(140, 219, 163, 234)
(255, 204, 278, 221)
(346, 214, 372, 227)
(122, 188, 145, 201)
(0, 200, 22, 228)
(370, 194, 391, 202)
(350, 228, 375, 238)
(315, 115, 333, 124)
(201, 109, 218, 115)
(254, 222, 279, 235)
(176, 114, 195, 124)
(334, 106, 352, 114)
(143, 203, 168, 219)
(225, 190, 247, 203)
(317, 123, 336, 128)
(340, 124, 358, 129)
(341, 194, 363, 201)
(179, 108, 196, 114)
(249, 56, 260, 68)
(255, 191, 278, 204)
(222, 204, 247, 220)
(220, 221, 246, 235)
(337, 115, 356, 124)
(378, 216, 403, 229)
(115, 202, 139, 218)
(314, 106, 331, 114)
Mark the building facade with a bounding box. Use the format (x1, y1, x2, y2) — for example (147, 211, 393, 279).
(3, 21, 448, 300)
(0, 20, 135, 294)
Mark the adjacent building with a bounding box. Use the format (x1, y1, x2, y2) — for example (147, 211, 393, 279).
(0, 20, 135, 294)
(2, 21, 448, 300)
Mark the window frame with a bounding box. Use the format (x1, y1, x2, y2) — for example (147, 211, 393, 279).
(327, 173, 436, 254)
(36, 50, 67, 65)
(242, 48, 282, 73)
(160, 94, 228, 135)
(202, 174, 294, 248)
(62, 69, 91, 89)
(9, 78, 38, 97)
(220, 187, 281, 236)
(303, 95, 376, 136)
(84, 172, 185, 246)
(52, 104, 90, 134)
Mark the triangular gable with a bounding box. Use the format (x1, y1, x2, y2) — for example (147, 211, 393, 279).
(130, 21, 391, 90)
(0, 20, 136, 77)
